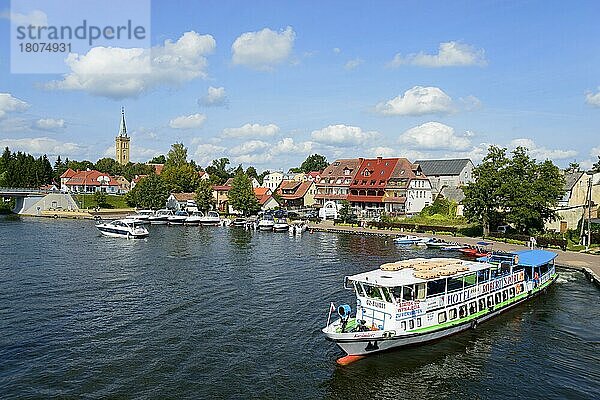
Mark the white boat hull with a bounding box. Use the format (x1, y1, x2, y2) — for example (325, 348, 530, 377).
(96, 226, 148, 239)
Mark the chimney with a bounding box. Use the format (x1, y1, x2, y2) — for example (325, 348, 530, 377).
(377, 156, 382, 164)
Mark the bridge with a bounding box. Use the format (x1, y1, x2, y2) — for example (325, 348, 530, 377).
(0, 187, 78, 214)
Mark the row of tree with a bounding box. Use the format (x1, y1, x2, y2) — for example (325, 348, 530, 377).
(0, 147, 53, 188)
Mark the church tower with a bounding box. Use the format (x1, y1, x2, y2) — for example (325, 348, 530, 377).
(115, 107, 130, 165)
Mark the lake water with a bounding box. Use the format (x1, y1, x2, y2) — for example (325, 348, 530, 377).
(0, 217, 599, 399)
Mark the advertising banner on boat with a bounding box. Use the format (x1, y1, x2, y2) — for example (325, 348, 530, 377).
(445, 271, 525, 307)
(396, 300, 425, 319)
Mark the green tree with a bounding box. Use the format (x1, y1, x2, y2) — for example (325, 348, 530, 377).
(161, 143, 200, 192)
(164, 143, 188, 169)
(463, 145, 510, 236)
(257, 170, 270, 185)
(67, 160, 94, 171)
(206, 157, 232, 185)
(246, 166, 258, 181)
(420, 197, 455, 217)
(300, 154, 328, 173)
(120, 162, 155, 182)
(228, 172, 260, 216)
(338, 200, 353, 223)
(95, 157, 122, 176)
(195, 179, 215, 211)
(125, 175, 169, 209)
(93, 190, 108, 208)
(592, 155, 600, 173)
(565, 161, 580, 173)
(148, 154, 166, 164)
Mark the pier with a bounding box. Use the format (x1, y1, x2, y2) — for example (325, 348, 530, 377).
(309, 220, 600, 287)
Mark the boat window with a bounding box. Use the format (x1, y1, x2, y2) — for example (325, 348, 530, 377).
(449, 308, 457, 320)
(447, 276, 464, 292)
(402, 285, 414, 301)
(462, 273, 477, 289)
(401, 321, 406, 331)
(487, 295, 494, 308)
(415, 283, 426, 300)
(458, 305, 467, 319)
(509, 287, 515, 298)
(495, 292, 502, 304)
(477, 269, 490, 283)
(355, 282, 365, 297)
(409, 320, 414, 329)
(502, 290, 508, 301)
(364, 284, 383, 300)
(469, 302, 477, 314)
(491, 266, 502, 279)
(500, 261, 512, 276)
(540, 263, 549, 275)
(438, 312, 447, 324)
(416, 318, 422, 327)
(479, 298, 486, 311)
(381, 287, 393, 303)
(426, 279, 446, 297)
(390, 286, 402, 302)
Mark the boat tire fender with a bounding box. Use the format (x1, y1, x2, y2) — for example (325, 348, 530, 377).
(53, 214, 58, 219)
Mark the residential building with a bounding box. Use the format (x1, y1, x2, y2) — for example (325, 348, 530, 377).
(113, 175, 130, 194)
(276, 180, 316, 208)
(305, 171, 322, 182)
(348, 157, 399, 215)
(115, 107, 130, 165)
(315, 158, 361, 206)
(263, 171, 285, 191)
(213, 184, 231, 212)
(546, 171, 597, 232)
(130, 175, 147, 190)
(414, 158, 474, 195)
(61, 169, 120, 194)
(166, 192, 196, 210)
(60, 168, 77, 189)
(255, 187, 279, 211)
(382, 158, 432, 215)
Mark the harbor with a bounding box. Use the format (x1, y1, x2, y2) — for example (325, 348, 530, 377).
(0, 216, 598, 399)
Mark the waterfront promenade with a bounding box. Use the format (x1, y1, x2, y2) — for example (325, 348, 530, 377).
(309, 220, 600, 287)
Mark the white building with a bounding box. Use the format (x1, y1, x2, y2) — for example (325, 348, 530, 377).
(262, 171, 285, 191)
(414, 159, 474, 194)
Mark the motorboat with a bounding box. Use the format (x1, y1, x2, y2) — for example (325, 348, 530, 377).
(199, 211, 221, 226)
(393, 235, 423, 245)
(441, 244, 468, 251)
(273, 218, 289, 232)
(415, 237, 433, 246)
(459, 242, 493, 258)
(258, 214, 275, 231)
(96, 218, 149, 239)
(322, 250, 558, 365)
(185, 210, 205, 225)
(167, 210, 189, 225)
(148, 209, 173, 224)
(126, 209, 154, 223)
(289, 220, 308, 234)
(424, 239, 450, 248)
(231, 217, 248, 227)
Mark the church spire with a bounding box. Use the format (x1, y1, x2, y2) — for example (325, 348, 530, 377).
(119, 106, 127, 137)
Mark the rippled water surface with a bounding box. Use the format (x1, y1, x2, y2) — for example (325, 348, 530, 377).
(1, 217, 599, 399)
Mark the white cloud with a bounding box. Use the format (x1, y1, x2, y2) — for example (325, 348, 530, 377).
(222, 123, 280, 138)
(231, 26, 295, 70)
(33, 118, 65, 131)
(0, 137, 83, 156)
(375, 86, 454, 116)
(229, 140, 270, 156)
(585, 88, 600, 107)
(200, 86, 227, 106)
(311, 124, 378, 146)
(45, 31, 216, 99)
(0, 93, 30, 118)
(169, 113, 207, 129)
(344, 57, 363, 70)
(368, 146, 397, 158)
(193, 143, 227, 166)
(333, 47, 341, 54)
(398, 122, 471, 150)
(509, 138, 577, 160)
(1, 9, 48, 26)
(388, 41, 487, 68)
(271, 137, 313, 155)
(232, 153, 273, 164)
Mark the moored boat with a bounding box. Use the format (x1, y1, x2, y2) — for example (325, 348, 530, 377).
(322, 250, 558, 364)
(273, 218, 289, 232)
(185, 211, 204, 225)
(148, 209, 173, 224)
(459, 242, 492, 258)
(96, 218, 149, 239)
(167, 210, 189, 225)
(126, 209, 154, 223)
(199, 211, 221, 226)
(258, 214, 275, 231)
(231, 217, 247, 227)
(393, 235, 422, 245)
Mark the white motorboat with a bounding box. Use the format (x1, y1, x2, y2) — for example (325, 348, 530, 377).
(199, 211, 221, 226)
(185, 210, 204, 225)
(96, 218, 149, 239)
(168, 210, 189, 225)
(126, 209, 154, 222)
(231, 217, 247, 227)
(148, 209, 173, 224)
(441, 244, 468, 251)
(273, 218, 289, 232)
(322, 250, 559, 365)
(393, 235, 422, 245)
(258, 214, 275, 231)
(289, 220, 308, 234)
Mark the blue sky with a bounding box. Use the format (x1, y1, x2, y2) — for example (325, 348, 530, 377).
(1, 0, 599, 171)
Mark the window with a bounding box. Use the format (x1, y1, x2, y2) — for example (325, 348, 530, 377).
(426, 279, 446, 297)
(463, 273, 477, 288)
(495, 292, 502, 304)
(479, 298, 486, 311)
(509, 287, 515, 298)
(402, 285, 414, 301)
(415, 283, 426, 300)
(391, 286, 402, 301)
(409, 320, 415, 329)
(477, 269, 490, 283)
(447, 276, 464, 292)
(355, 282, 365, 297)
(416, 318, 422, 327)
(364, 284, 383, 300)
(401, 321, 407, 330)
(487, 295, 494, 308)
(458, 305, 467, 319)
(438, 312, 447, 324)
(469, 302, 477, 314)
(502, 290, 508, 302)
(381, 287, 393, 303)
(449, 309, 457, 320)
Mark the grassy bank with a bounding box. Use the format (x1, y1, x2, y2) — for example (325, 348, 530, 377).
(74, 194, 129, 210)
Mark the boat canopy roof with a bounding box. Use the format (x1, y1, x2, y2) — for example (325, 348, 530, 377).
(513, 249, 557, 267)
(346, 258, 493, 287)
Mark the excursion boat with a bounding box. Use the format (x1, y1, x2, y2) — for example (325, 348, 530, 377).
(167, 210, 189, 225)
(199, 211, 221, 226)
(258, 214, 275, 231)
(273, 218, 289, 232)
(322, 250, 558, 365)
(96, 218, 149, 239)
(148, 209, 173, 224)
(126, 209, 154, 222)
(185, 211, 204, 225)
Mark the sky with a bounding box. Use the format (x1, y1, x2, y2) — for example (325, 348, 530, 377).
(1, 0, 599, 171)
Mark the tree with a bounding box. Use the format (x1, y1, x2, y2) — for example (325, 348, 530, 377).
(246, 166, 258, 181)
(463, 146, 510, 236)
(164, 143, 188, 168)
(228, 172, 260, 216)
(420, 197, 456, 217)
(206, 157, 232, 185)
(338, 200, 353, 223)
(300, 154, 328, 173)
(148, 155, 166, 164)
(93, 190, 108, 208)
(257, 170, 270, 185)
(95, 157, 122, 176)
(565, 161, 580, 173)
(161, 143, 200, 192)
(592, 155, 600, 173)
(195, 179, 215, 211)
(125, 175, 169, 209)
(67, 160, 94, 171)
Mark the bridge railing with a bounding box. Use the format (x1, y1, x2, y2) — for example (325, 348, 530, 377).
(0, 187, 52, 194)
